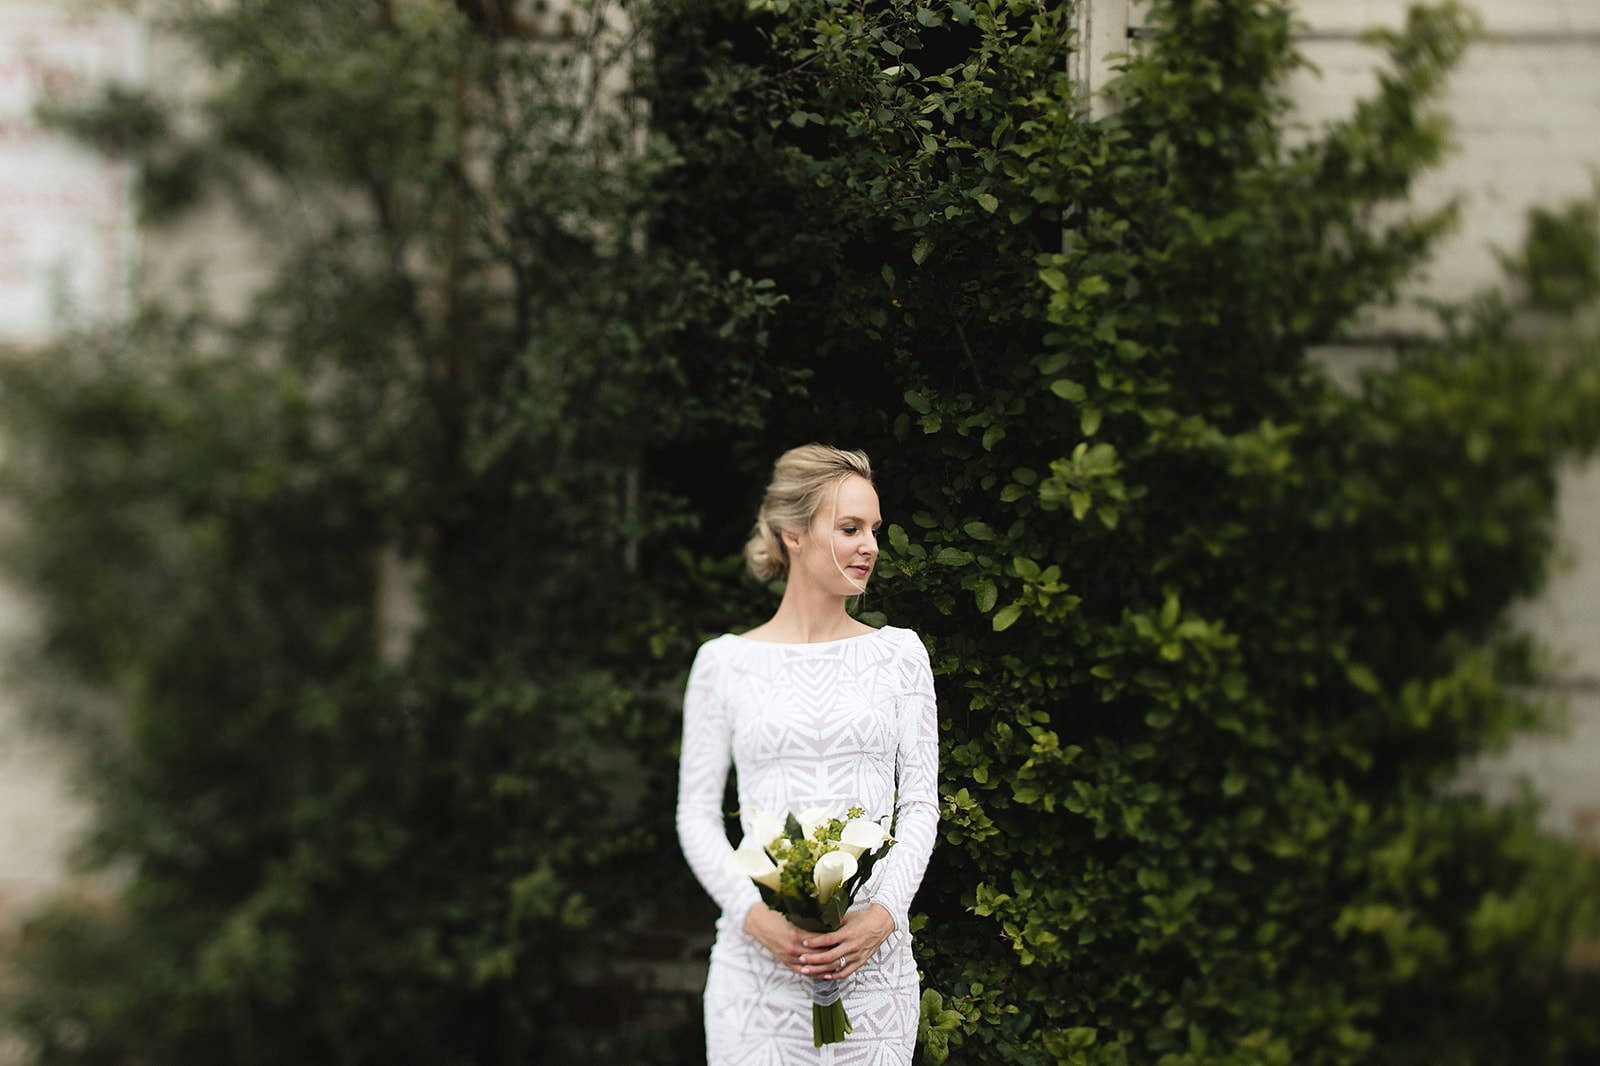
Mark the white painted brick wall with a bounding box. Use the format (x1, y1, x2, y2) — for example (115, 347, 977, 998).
(1099, 2, 1599, 840)
(1295, 0, 1600, 35)
(0, 0, 118, 941)
(1289, 0, 1600, 841)
(0, 579, 90, 934)
(1287, 33, 1600, 335)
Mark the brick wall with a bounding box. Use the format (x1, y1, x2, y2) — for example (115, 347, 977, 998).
(1085, 1, 1600, 847)
(1289, 0, 1600, 846)
(0, 0, 122, 950)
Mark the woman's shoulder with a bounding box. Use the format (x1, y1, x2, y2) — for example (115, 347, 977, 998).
(695, 625, 922, 655)
(692, 632, 741, 658)
(877, 625, 931, 659)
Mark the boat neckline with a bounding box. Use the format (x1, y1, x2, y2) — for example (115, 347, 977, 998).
(725, 626, 892, 648)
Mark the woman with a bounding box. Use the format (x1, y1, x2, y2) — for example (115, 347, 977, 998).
(677, 444, 939, 1065)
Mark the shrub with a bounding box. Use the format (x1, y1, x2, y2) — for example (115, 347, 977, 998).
(644, 1, 1600, 1063)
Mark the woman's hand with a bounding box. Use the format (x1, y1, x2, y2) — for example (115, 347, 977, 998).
(743, 904, 812, 975)
(796, 903, 895, 981)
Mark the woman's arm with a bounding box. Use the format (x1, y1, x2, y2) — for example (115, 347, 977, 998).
(867, 630, 940, 935)
(675, 640, 762, 918)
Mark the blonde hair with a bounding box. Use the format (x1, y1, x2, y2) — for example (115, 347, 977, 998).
(745, 444, 874, 582)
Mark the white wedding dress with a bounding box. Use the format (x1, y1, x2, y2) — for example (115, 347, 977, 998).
(677, 626, 940, 1066)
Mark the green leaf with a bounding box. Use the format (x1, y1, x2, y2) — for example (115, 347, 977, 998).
(974, 580, 997, 613)
(912, 236, 935, 266)
(992, 603, 1024, 631)
(1347, 663, 1381, 694)
(1039, 267, 1069, 291)
(1160, 595, 1180, 629)
(936, 547, 974, 566)
(1050, 379, 1086, 402)
(975, 192, 999, 214)
(963, 521, 995, 541)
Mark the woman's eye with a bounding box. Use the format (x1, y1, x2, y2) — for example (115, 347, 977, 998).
(842, 526, 858, 535)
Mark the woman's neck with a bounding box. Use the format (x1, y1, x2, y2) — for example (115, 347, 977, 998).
(750, 583, 871, 644)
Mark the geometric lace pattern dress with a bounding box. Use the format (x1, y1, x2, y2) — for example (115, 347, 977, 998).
(676, 626, 940, 1066)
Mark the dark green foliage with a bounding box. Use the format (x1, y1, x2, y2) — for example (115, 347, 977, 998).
(4, 2, 772, 1062)
(3, 1, 1599, 1065)
(644, 1, 1600, 1063)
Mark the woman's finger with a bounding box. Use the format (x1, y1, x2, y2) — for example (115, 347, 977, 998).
(803, 934, 867, 970)
(801, 938, 868, 977)
(799, 930, 845, 952)
(796, 938, 847, 967)
(776, 944, 808, 974)
(830, 949, 867, 980)
(796, 911, 894, 976)
(825, 930, 890, 979)
(798, 948, 844, 974)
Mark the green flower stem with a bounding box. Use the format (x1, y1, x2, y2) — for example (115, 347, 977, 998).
(813, 1001, 852, 1048)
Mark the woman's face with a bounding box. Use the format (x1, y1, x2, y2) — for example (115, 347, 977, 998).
(788, 474, 881, 595)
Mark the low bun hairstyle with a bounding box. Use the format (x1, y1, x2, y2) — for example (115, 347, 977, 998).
(744, 444, 874, 582)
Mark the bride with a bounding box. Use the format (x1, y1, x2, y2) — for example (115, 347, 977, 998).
(676, 443, 939, 1064)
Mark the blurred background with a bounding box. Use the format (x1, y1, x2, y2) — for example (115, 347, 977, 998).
(0, 1, 1597, 1064)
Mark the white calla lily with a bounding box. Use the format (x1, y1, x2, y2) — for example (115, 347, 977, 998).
(798, 805, 834, 838)
(743, 810, 784, 851)
(813, 849, 858, 904)
(724, 846, 784, 891)
(838, 817, 891, 859)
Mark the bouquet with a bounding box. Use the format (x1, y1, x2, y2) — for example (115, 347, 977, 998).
(724, 805, 895, 1047)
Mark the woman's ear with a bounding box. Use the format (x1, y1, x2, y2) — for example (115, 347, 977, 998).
(781, 527, 802, 554)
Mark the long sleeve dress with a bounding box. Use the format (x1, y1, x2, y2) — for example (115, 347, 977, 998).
(676, 626, 940, 1066)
